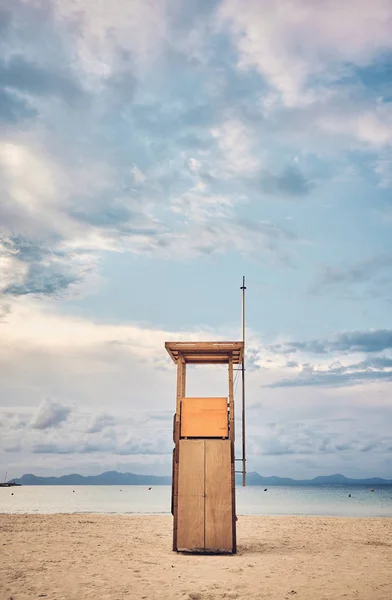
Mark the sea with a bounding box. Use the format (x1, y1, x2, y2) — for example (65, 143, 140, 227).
(1, 485, 392, 517)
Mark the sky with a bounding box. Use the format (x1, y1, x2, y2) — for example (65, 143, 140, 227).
(1, 0, 392, 480)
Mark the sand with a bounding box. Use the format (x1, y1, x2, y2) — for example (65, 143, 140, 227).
(1, 515, 392, 600)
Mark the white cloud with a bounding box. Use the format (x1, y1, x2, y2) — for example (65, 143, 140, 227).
(0, 139, 116, 248)
(219, 0, 392, 107)
(0, 300, 210, 352)
(30, 398, 72, 429)
(374, 155, 392, 188)
(210, 119, 261, 175)
(316, 104, 392, 149)
(130, 164, 146, 185)
(52, 0, 171, 77)
(188, 157, 201, 173)
(0, 140, 72, 239)
(1, 303, 392, 477)
(85, 412, 116, 434)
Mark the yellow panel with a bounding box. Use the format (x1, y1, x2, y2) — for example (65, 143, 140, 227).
(177, 440, 205, 551)
(205, 439, 233, 552)
(181, 397, 228, 438)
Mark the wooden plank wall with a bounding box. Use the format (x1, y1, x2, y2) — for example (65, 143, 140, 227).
(177, 440, 205, 551)
(205, 439, 233, 552)
(181, 397, 228, 438)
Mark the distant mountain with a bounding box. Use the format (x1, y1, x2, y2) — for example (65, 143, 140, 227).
(240, 472, 392, 486)
(10, 470, 392, 486)
(13, 471, 171, 486)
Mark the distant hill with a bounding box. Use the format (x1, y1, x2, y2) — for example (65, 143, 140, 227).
(243, 472, 392, 486)
(10, 471, 392, 486)
(13, 471, 171, 486)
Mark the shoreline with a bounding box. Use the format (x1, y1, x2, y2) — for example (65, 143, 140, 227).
(2, 511, 392, 518)
(1, 514, 392, 599)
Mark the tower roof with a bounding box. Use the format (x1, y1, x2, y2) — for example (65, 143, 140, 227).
(165, 341, 244, 364)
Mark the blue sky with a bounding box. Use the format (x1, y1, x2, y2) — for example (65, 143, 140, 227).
(0, 0, 391, 479)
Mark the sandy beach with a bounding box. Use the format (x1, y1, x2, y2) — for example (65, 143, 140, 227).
(1, 515, 392, 600)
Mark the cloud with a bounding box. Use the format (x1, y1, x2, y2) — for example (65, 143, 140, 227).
(315, 102, 392, 149)
(0, 55, 86, 107)
(218, 0, 392, 107)
(0, 236, 90, 298)
(267, 356, 392, 388)
(2, 268, 79, 298)
(116, 434, 173, 456)
(247, 415, 392, 461)
(29, 431, 173, 457)
(210, 118, 260, 175)
(0, 101, 304, 306)
(30, 398, 72, 429)
(312, 255, 392, 295)
(31, 429, 119, 456)
(270, 329, 392, 355)
(264, 329, 392, 387)
(329, 331, 392, 354)
(374, 155, 392, 188)
(51, 0, 171, 77)
(1, 308, 392, 477)
(0, 402, 173, 459)
(85, 413, 116, 434)
(0, 88, 37, 123)
(274, 369, 392, 389)
(259, 165, 313, 197)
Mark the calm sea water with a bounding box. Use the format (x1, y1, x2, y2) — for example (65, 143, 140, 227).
(1, 485, 392, 517)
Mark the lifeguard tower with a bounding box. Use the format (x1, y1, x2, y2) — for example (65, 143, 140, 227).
(165, 341, 244, 554)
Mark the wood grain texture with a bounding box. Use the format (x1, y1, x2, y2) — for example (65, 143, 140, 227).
(172, 356, 183, 550)
(205, 439, 233, 552)
(181, 397, 228, 438)
(228, 358, 237, 552)
(177, 439, 205, 551)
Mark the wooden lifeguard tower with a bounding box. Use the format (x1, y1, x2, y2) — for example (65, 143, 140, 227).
(165, 341, 244, 554)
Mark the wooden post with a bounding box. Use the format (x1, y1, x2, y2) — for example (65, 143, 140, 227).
(181, 359, 186, 398)
(228, 356, 236, 552)
(172, 353, 183, 551)
(176, 353, 183, 420)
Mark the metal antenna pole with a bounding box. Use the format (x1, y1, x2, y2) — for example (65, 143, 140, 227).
(240, 276, 246, 486)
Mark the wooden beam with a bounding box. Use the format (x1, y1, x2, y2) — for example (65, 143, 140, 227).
(176, 354, 183, 420)
(228, 357, 234, 442)
(167, 342, 243, 349)
(173, 353, 184, 551)
(184, 355, 232, 363)
(165, 341, 244, 365)
(181, 360, 186, 398)
(228, 357, 236, 553)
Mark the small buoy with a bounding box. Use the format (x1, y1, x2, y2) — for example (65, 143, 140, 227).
(348, 494, 351, 497)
